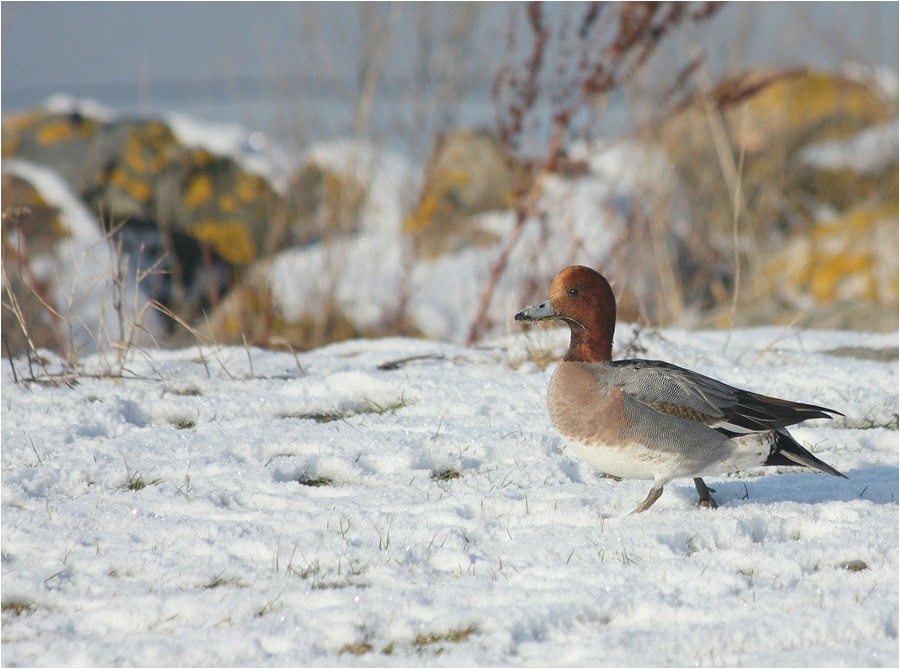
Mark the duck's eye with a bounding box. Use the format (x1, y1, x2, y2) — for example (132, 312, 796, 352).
(567, 286, 580, 297)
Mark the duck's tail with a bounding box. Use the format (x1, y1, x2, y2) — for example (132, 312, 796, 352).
(764, 429, 847, 478)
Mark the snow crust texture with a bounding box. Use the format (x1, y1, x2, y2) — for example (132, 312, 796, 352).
(2, 327, 897, 667)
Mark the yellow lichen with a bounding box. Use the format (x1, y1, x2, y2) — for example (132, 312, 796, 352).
(35, 117, 97, 145)
(236, 173, 263, 203)
(191, 148, 211, 166)
(191, 220, 256, 264)
(808, 253, 869, 303)
(185, 174, 214, 210)
(404, 168, 472, 234)
(1, 134, 18, 158)
(123, 137, 150, 174)
(2, 109, 46, 134)
(403, 191, 440, 234)
(109, 168, 151, 203)
(218, 194, 238, 213)
(769, 201, 898, 306)
(748, 71, 893, 139)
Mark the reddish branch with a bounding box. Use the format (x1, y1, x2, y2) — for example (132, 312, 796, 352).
(2, 216, 69, 360)
(465, 1, 722, 345)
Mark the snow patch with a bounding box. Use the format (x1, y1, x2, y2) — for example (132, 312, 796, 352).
(2, 330, 896, 666)
(800, 120, 899, 174)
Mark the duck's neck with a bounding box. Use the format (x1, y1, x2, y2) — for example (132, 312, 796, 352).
(564, 322, 613, 363)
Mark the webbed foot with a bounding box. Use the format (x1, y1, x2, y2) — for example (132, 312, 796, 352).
(630, 485, 664, 514)
(694, 477, 718, 509)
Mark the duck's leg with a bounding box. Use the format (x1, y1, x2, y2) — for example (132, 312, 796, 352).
(630, 484, 664, 514)
(693, 478, 718, 508)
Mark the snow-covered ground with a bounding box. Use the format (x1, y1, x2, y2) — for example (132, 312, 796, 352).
(2, 325, 897, 666)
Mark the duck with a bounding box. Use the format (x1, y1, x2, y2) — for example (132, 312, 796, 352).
(515, 265, 846, 513)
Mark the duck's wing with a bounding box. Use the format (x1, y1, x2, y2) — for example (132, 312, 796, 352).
(607, 359, 843, 433)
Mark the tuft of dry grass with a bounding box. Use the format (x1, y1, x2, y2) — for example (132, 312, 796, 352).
(296, 475, 334, 488)
(414, 624, 478, 652)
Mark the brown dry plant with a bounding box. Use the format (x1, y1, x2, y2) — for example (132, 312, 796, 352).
(466, 1, 723, 345)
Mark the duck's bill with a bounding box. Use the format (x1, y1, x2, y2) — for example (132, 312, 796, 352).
(514, 299, 558, 322)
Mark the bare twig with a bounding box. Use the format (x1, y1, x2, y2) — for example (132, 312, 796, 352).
(466, 1, 722, 344)
(2, 211, 69, 360)
(3, 336, 20, 384)
(465, 123, 565, 345)
(725, 104, 749, 346)
(242, 333, 256, 379)
(287, 343, 306, 377)
(353, 2, 402, 139)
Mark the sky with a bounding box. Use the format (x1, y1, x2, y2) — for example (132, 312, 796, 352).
(3, 2, 897, 132)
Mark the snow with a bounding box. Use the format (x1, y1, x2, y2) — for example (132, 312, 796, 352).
(165, 112, 291, 191)
(41, 94, 117, 124)
(799, 121, 900, 175)
(3, 160, 104, 245)
(2, 325, 897, 666)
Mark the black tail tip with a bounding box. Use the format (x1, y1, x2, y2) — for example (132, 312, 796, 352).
(767, 431, 846, 478)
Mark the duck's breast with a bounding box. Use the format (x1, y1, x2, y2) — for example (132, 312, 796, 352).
(547, 362, 627, 444)
(547, 361, 665, 479)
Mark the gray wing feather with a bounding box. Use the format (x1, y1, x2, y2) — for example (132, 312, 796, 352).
(603, 359, 841, 432)
(609, 360, 734, 418)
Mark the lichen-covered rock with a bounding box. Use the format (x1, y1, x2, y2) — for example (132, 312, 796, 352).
(647, 68, 898, 329)
(2, 163, 170, 359)
(286, 161, 368, 245)
(195, 258, 369, 350)
(2, 108, 288, 267)
(110, 217, 233, 326)
(404, 129, 531, 256)
(760, 202, 899, 330)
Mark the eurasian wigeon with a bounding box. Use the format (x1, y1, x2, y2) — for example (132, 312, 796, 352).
(515, 265, 846, 513)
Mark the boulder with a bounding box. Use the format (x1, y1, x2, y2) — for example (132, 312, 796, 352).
(286, 161, 367, 245)
(2, 107, 289, 267)
(404, 129, 532, 256)
(646, 68, 898, 329)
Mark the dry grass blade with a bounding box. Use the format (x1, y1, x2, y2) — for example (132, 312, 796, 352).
(2, 211, 69, 362)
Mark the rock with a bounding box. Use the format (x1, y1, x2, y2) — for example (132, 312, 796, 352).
(647, 68, 898, 330)
(2, 107, 290, 267)
(405, 129, 531, 256)
(840, 559, 868, 572)
(765, 203, 898, 317)
(286, 161, 367, 245)
(195, 258, 364, 350)
(110, 217, 233, 327)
